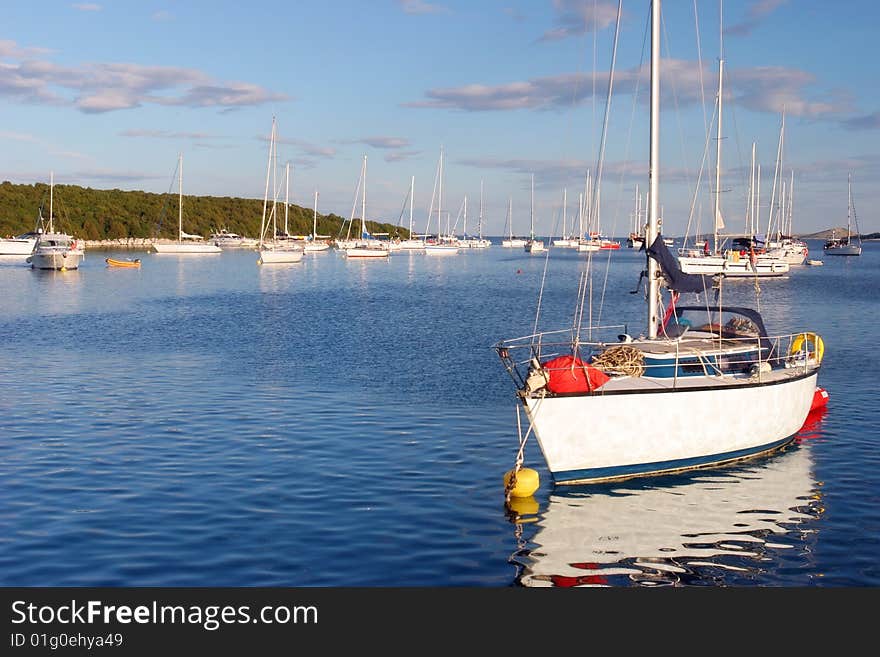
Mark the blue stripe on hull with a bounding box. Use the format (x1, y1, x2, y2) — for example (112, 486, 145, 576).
(552, 435, 795, 485)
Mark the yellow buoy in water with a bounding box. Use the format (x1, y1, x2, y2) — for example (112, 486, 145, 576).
(506, 495, 539, 518)
(504, 467, 540, 498)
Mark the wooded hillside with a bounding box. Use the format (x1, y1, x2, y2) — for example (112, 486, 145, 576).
(0, 180, 407, 241)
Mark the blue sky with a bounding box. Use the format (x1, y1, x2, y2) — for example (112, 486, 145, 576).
(1, 0, 878, 237)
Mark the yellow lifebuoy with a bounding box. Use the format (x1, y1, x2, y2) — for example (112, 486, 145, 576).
(790, 332, 824, 364)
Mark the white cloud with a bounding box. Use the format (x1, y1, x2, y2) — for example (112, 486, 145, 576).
(278, 138, 336, 159)
(120, 129, 216, 139)
(0, 49, 288, 113)
(407, 59, 850, 119)
(385, 150, 421, 162)
(398, 0, 447, 15)
(841, 111, 880, 131)
(539, 0, 620, 42)
(724, 0, 788, 37)
(72, 3, 102, 11)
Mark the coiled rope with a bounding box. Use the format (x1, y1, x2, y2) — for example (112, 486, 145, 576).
(592, 345, 645, 377)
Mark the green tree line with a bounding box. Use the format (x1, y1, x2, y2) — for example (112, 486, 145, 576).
(0, 180, 408, 241)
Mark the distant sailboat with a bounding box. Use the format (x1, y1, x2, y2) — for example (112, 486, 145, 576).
(152, 154, 221, 255)
(524, 173, 546, 254)
(501, 196, 526, 248)
(344, 156, 389, 258)
(257, 118, 303, 264)
(824, 174, 862, 256)
(303, 190, 331, 253)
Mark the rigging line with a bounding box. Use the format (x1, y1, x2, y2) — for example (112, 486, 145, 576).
(531, 205, 558, 337)
(724, 70, 750, 219)
(661, 6, 697, 234)
(693, 0, 709, 139)
(424, 149, 441, 237)
(343, 159, 364, 241)
(588, 0, 622, 245)
(575, 0, 622, 341)
(596, 7, 651, 329)
(682, 96, 718, 247)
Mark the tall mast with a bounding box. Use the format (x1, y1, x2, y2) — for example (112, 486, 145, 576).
(313, 189, 318, 239)
(271, 129, 278, 241)
(508, 197, 512, 239)
(284, 162, 290, 236)
(463, 194, 468, 238)
(713, 5, 724, 254)
(788, 170, 794, 235)
(578, 192, 583, 239)
(562, 187, 568, 239)
(49, 171, 54, 233)
(409, 175, 415, 236)
(260, 118, 274, 248)
(178, 153, 183, 242)
(362, 155, 367, 238)
(847, 172, 852, 239)
(479, 180, 484, 240)
(438, 147, 443, 238)
(646, 0, 661, 338)
(530, 172, 535, 239)
(747, 142, 756, 235)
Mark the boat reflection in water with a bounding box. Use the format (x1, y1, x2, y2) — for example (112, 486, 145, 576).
(511, 431, 824, 587)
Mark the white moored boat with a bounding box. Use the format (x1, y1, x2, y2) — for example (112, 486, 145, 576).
(823, 174, 862, 257)
(256, 119, 304, 265)
(495, 0, 823, 487)
(152, 154, 221, 255)
(27, 173, 85, 270)
(0, 231, 39, 256)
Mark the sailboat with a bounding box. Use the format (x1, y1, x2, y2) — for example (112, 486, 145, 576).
(257, 119, 303, 264)
(677, 21, 788, 277)
(343, 156, 389, 258)
(824, 174, 862, 256)
(303, 190, 330, 253)
(424, 147, 459, 255)
(152, 155, 221, 254)
(27, 172, 86, 270)
(501, 197, 526, 248)
(552, 189, 578, 248)
(494, 0, 823, 486)
(470, 181, 492, 248)
(524, 174, 546, 254)
(392, 176, 426, 252)
(625, 185, 645, 249)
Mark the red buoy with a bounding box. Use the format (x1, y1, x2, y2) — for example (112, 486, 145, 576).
(810, 387, 829, 412)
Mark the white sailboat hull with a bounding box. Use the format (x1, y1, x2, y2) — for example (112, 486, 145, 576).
(259, 247, 304, 263)
(678, 255, 789, 277)
(344, 247, 389, 258)
(502, 239, 527, 248)
(425, 245, 459, 255)
(153, 242, 222, 254)
(0, 238, 37, 255)
(824, 244, 861, 256)
(524, 370, 817, 484)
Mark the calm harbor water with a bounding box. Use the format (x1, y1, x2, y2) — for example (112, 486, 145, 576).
(1, 240, 877, 586)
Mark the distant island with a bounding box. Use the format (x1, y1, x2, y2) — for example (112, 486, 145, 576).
(0, 180, 408, 242)
(797, 227, 878, 240)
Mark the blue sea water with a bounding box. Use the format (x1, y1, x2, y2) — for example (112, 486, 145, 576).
(0, 240, 877, 587)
